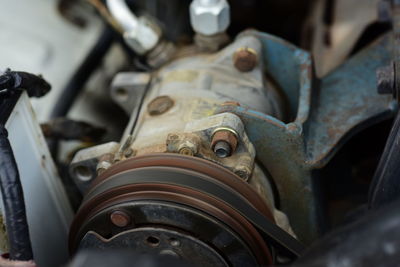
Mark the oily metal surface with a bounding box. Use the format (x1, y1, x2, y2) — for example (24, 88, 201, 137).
(71, 183, 272, 265)
(90, 153, 274, 220)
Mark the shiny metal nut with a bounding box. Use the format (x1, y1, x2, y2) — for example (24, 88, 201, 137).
(190, 0, 230, 36)
(124, 16, 162, 55)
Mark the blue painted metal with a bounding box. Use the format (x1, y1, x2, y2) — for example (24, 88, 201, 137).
(219, 31, 395, 244)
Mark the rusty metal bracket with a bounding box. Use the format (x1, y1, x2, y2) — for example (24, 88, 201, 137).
(217, 31, 396, 244)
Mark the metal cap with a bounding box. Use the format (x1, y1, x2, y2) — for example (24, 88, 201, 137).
(190, 0, 230, 36)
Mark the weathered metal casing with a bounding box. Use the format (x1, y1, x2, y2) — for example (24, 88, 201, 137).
(70, 33, 293, 233)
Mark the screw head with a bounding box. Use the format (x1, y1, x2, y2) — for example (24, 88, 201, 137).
(110, 210, 131, 227)
(148, 96, 174, 116)
(233, 47, 258, 72)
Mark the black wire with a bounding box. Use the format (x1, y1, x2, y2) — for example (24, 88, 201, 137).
(50, 25, 115, 118)
(0, 125, 33, 261)
(129, 75, 152, 135)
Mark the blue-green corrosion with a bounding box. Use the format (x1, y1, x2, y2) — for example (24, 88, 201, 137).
(219, 31, 395, 244)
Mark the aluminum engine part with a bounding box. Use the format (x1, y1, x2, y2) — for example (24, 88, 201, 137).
(70, 33, 286, 215)
(69, 30, 300, 263)
(128, 34, 285, 157)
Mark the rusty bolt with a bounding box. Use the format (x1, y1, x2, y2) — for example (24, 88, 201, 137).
(179, 147, 194, 156)
(148, 96, 174, 116)
(110, 210, 131, 227)
(377, 64, 395, 95)
(124, 148, 135, 158)
(211, 130, 238, 158)
(233, 47, 258, 72)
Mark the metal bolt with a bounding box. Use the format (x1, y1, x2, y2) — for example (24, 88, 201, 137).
(147, 96, 174, 116)
(97, 153, 114, 174)
(377, 64, 395, 95)
(179, 147, 194, 156)
(234, 168, 250, 180)
(233, 47, 258, 72)
(124, 148, 135, 158)
(213, 141, 231, 158)
(211, 130, 238, 158)
(199, 0, 219, 5)
(190, 0, 230, 36)
(110, 210, 131, 227)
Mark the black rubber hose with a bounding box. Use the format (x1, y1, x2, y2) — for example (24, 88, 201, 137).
(0, 125, 33, 261)
(50, 26, 115, 118)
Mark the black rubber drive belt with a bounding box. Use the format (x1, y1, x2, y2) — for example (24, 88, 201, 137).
(84, 166, 305, 258)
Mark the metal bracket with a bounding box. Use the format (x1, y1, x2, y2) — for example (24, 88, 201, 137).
(217, 30, 396, 244)
(166, 113, 255, 180)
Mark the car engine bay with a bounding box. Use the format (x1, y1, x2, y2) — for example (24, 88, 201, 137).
(0, 0, 400, 266)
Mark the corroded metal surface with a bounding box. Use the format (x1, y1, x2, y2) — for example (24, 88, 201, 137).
(217, 32, 395, 244)
(305, 34, 395, 167)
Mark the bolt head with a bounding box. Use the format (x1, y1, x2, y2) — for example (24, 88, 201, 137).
(233, 47, 258, 72)
(147, 96, 174, 116)
(110, 210, 131, 227)
(213, 141, 231, 158)
(124, 148, 135, 158)
(377, 65, 395, 95)
(190, 0, 230, 36)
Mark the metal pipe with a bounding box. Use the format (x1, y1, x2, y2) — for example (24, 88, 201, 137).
(0, 125, 33, 261)
(106, 0, 138, 32)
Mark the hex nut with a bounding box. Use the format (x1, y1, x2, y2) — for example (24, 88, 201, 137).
(211, 130, 238, 157)
(190, 0, 230, 36)
(233, 47, 258, 72)
(147, 96, 174, 116)
(124, 16, 162, 55)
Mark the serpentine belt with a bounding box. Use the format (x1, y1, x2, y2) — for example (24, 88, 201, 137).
(82, 166, 305, 258)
